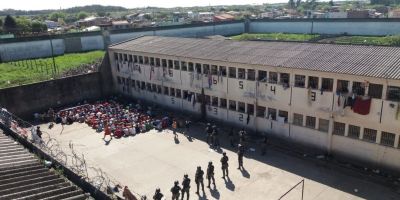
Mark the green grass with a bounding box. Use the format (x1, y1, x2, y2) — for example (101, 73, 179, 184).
(231, 33, 319, 41)
(330, 36, 400, 46)
(0, 51, 105, 89)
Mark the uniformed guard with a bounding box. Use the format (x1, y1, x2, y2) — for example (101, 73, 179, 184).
(171, 181, 181, 200)
(195, 166, 205, 194)
(207, 161, 216, 188)
(237, 144, 245, 170)
(220, 152, 229, 179)
(212, 125, 219, 148)
(205, 123, 212, 144)
(181, 174, 190, 200)
(153, 188, 163, 200)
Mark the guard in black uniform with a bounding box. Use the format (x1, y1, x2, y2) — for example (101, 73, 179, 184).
(206, 161, 216, 188)
(212, 125, 219, 148)
(153, 188, 163, 200)
(220, 152, 229, 179)
(181, 174, 190, 200)
(195, 166, 205, 194)
(237, 144, 245, 170)
(205, 123, 212, 145)
(171, 181, 181, 200)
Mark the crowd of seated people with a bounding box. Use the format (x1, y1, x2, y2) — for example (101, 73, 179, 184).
(55, 100, 171, 138)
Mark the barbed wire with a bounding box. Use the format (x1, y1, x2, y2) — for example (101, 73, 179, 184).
(0, 108, 142, 199)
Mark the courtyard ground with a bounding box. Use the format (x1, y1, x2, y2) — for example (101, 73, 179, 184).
(39, 122, 400, 200)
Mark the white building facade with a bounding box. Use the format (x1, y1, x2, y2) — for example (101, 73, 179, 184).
(108, 36, 400, 172)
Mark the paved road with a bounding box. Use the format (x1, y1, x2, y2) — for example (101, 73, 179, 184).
(42, 122, 400, 200)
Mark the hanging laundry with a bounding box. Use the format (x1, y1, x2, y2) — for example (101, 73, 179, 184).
(353, 96, 371, 115)
(307, 88, 312, 105)
(149, 66, 154, 80)
(345, 96, 354, 108)
(192, 94, 196, 108)
(246, 113, 250, 125)
(208, 73, 212, 89)
(217, 70, 221, 83)
(396, 102, 400, 120)
(277, 116, 286, 124)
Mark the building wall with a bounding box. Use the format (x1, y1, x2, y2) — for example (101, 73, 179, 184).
(108, 49, 400, 172)
(0, 73, 105, 118)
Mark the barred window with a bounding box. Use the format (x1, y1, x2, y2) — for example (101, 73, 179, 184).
(136, 81, 140, 89)
(229, 100, 236, 111)
(117, 76, 122, 85)
(368, 83, 382, 99)
(293, 113, 303, 126)
(381, 132, 395, 147)
(363, 128, 377, 143)
(352, 81, 365, 96)
(150, 57, 155, 66)
(181, 61, 187, 71)
(182, 90, 188, 99)
(247, 104, 254, 115)
(196, 93, 202, 102)
(318, 119, 329, 133)
(268, 108, 277, 120)
(176, 89, 181, 98)
(203, 64, 210, 74)
(162, 59, 167, 67)
(321, 78, 333, 91)
(333, 122, 346, 136)
(387, 86, 400, 102)
(151, 84, 157, 92)
(308, 76, 319, 89)
(348, 125, 360, 139)
(146, 83, 152, 91)
(278, 110, 288, 122)
(295, 75, 306, 88)
(229, 67, 236, 78)
(212, 96, 218, 107)
(305, 116, 316, 129)
(131, 79, 136, 88)
(238, 102, 246, 113)
(196, 63, 202, 73)
(139, 56, 143, 64)
(220, 98, 227, 108)
(170, 88, 175, 96)
(247, 69, 255, 81)
(157, 85, 162, 94)
(269, 72, 278, 84)
(174, 60, 180, 70)
(220, 66, 227, 76)
(168, 60, 173, 68)
(211, 65, 218, 75)
(141, 81, 145, 90)
(238, 68, 245, 79)
(164, 86, 169, 95)
(205, 95, 211, 105)
(144, 56, 149, 64)
(133, 55, 138, 63)
(188, 62, 194, 72)
(280, 73, 290, 86)
(337, 80, 349, 93)
(258, 70, 267, 82)
(256, 106, 266, 117)
(155, 58, 160, 67)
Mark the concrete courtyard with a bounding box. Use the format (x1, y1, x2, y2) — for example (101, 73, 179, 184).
(40, 122, 400, 200)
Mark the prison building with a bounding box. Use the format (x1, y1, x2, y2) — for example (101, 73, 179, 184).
(108, 36, 400, 171)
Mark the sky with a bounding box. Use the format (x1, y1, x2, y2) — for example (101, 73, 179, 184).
(0, 0, 286, 11)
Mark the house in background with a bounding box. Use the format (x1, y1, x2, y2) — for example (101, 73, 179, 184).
(214, 14, 235, 22)
(77, 16, 110, 27)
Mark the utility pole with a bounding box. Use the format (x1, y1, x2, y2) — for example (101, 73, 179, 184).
(49, 34, 57, 77)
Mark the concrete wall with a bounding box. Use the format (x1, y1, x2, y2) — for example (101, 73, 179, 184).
(0, 73, 105, 118)
(2, 19, 400, 62)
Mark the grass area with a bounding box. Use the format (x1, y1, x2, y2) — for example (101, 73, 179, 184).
(231, 33, 320, 41)
(329, 35, 400, 46)
(0, 51, 105, 89)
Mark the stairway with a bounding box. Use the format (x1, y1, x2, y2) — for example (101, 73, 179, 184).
(0, 130, 89, 200)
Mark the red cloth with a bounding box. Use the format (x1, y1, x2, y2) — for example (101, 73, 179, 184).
(104, 126, 111, 136)
(353, 97, 371, 115)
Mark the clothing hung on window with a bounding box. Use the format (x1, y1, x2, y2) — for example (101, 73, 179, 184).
(396, 102, 400, 120)
(352, 96, 371, 115)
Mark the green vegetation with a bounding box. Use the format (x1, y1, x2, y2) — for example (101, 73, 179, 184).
(0, 51, 104, 88)
(329, 35, 400, 46)
(231, 33, 319, 42)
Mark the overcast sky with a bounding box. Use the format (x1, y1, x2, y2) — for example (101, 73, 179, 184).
(0, 0, 287, 11)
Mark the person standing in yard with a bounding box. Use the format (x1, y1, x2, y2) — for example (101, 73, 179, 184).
(207, 161, 216, 188)
(220, 152, 229, 179)
(237, 144, 245, 170)
(170, 181, 181, 200)
(172, 119, 178, 139)
(181, 174, 190, 200)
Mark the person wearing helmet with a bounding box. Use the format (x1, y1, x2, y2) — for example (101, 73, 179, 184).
(171, 181, 181, 200)
(181, 174, 191, 200)
(195, 166, 205, 195)
(220, 152, 229, 179)
(153, 188, 163, 200)
(207, 161, 216, 188)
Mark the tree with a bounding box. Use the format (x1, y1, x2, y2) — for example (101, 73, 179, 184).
(31, 21, 46, 33)
(49, 12, 65, 22)
(3, 15, 17, 33)
(97, 11, 106, 17)
(15, 17, 32, 34)
(288, 0, 296, 9)
(77, 11, 88, 20)
(329, 0, 334, 6)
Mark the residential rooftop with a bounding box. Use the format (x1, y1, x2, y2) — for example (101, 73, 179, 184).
(110, 36, 400, 80)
